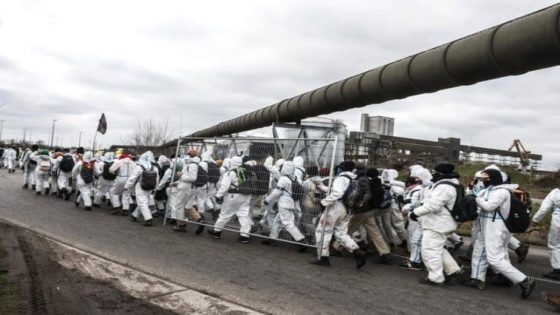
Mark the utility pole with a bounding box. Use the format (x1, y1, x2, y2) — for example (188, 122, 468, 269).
(78, 131, 83, 147)
(29, 127, 33, 143)
(23, 127, 27, 143)
(49, 119, 57, 150)
(0, 120, 4, 144)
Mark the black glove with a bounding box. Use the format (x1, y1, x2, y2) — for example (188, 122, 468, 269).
(216, 196, 224, 205)
(409, 211, 418, 222)
(263, 200, 269, 206)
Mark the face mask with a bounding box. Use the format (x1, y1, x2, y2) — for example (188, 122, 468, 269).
(482, 180, 491, 188)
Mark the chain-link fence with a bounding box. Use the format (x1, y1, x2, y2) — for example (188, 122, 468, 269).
(162, 136, 343, 256)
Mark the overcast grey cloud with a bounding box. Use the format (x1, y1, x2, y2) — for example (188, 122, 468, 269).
(0, 0, 558, 168)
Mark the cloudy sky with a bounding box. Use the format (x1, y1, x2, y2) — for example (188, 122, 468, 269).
(0, 0, 558, 168)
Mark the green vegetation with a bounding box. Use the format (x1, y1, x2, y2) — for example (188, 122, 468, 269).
(0, 272, 16, 313)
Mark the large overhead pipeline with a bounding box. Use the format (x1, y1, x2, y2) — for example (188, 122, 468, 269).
(191, 5, 560, 137)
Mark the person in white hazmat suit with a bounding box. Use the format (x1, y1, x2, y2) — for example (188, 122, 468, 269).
(259, 157, 285, 232)
(208, 156, 254, 243)
(109, 154, 136, 216)
(531, 188, 560, 280)
(261, 161, 306, 247)
(21, 145, 38, 189)
(72, 151, 96, 211)
(196, 152, 212, 214)
(34, 150, 52, 195)
(466, 168, 535, 298)
(154, 155, 172, 214)
(54, 148, 76, 200)
(93, 152, 116, 207)
(292, 156, 306, 223)
(400, 167, 432, 271)
(170, 153, 204, 234)
(380, 169, 408, 247)
(5, 147, 17, 173)
(126, 151, 159, 226)
(310, 161, 366, 269)
(408, 163, 462, 286)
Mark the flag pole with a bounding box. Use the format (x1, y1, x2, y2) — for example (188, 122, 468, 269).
(92, 131, 98, 151)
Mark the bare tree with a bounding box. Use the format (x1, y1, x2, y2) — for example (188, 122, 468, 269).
(125, 118, 177, 149)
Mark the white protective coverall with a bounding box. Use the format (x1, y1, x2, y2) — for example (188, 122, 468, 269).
(34, 154, 51, 194)
(413, 178, 461, 283)
(109, 156, 136, 210)
(21, 149, 37, 186)
(127, 151, 159, 221)
(169, 156, 199, 221)
(259, 157, 285, 230)
(403, 167, 433, 259)
(471, 184, 527, 284)
(48, 153, 59, 194)
(315, 171, 360, 257)
(532, 188, 560, 270)
(93, 152, 115, 206)
(196, 152, 211, 213)
(213, 157, 253, 237)
(72, 152, 96, 208)
(292, 156, 305, 223)
(55, 153, 76, 193)
(266, 161, 305, 242)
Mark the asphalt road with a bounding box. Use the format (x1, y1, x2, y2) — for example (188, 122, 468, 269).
(0, 169, 558, 314)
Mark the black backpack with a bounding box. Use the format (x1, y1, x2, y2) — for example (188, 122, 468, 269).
(80, 163, 95, 184)
(378, 186, 394, 209)
(102, 162, 117, 180)
(341, 175, 370, 211)
(59, 155, 75, 172)
(248, 164, 270, 195)
(140, 165, 158, 190)
(434, 181, 478, 223)
(193, 164, 209, 188)
(494, 189, 531, 233)
(284, 176, 304, 201)
(207, 162, 220, 184)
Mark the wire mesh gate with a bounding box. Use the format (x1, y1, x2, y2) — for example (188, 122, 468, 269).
(162, 136, 342, 258)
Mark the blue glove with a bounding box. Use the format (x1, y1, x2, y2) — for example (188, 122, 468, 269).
(409, 211, 418, 222)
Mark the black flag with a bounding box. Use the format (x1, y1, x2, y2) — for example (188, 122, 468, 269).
(97, 113, 107, 135)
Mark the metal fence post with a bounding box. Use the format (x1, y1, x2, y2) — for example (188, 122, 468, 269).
(317, 134, 338, 260)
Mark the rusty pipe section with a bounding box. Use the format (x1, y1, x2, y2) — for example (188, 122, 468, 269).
(191, 5, 560, 137)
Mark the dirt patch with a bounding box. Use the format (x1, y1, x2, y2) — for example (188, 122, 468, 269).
(0, 222, 176, 315)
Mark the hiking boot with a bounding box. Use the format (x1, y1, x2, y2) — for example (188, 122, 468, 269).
(22, 184, 28, 189)
(462, 278, 486, 290)
(541, 291, 560, 311)
(398, 240, 408, 249)
(377, 254, 394, 265)
(329, 248, 342, 257)
(144, 219, 153, 227)
(353, 250, 366, 269)
(261, 240, 277, 247)
(64, 192, 71, 201)
(310, 256, 330, 267)
(298, 242, 309, 253)
(445, 267, 464, 284)
(519, 277, 536, 299)
(84, 206, 92, 211)
(45, 188, 50, 195)
(208, 230, 222, 239)
(357, 240, 368, 251)
(32, 185, 36, 190)
(92, 203, 100, 208)
(543, 269, 560, 280)
(399, 260, 422, 271)
(121, 210, 130, 216)
(238, 236, 250, 244)
(173, 225, 187, 232)
(75, 201, 80, 207)
(110, 207, 122, 215)
(419, 277, 445, 287)
(36, 191, 41, 195)
(515, 243, 529, 263)
(131, 216, 137, 222)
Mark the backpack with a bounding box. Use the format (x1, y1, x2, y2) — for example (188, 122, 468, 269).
(230, 167, 258, 195)
(494, 189, 531, 233)
(378, 186, 394, 210)
(434, 181, 478, 223)
(140, 165, 158, 190)
(39, 160, 51, 172)
(341, 175, 370, 211)
(284, 176, 304, 201)
(207, 162, 221, 184)
(80, 162, 95, 184)
(59, 155, 75, 172)
(193, 164, 209, 187)
(102, 162, 117, 180)
(248, 164, 270, 195)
